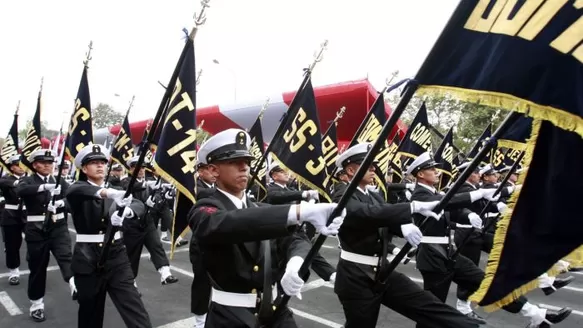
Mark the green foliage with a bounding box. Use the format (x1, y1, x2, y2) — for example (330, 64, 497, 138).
(18, 119, 59, 142)
(93, 103, 126, 129)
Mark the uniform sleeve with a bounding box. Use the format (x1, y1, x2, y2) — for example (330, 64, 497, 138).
(15, 177, 42, 196)
(0, 177, 16, 189)
(265, 185, 304, 204)
(189, 200, 294, 245)
(386, 183, 407, 192)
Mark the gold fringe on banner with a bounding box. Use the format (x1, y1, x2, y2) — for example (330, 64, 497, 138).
(270, 153, 332, 203)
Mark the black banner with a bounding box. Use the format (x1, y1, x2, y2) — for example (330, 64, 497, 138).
(1, 111, 19, 170)
(111, 113, 134, 170)
(66, 66, 93, 160)
(433, 128, 456, 191)
(21, 91, 43, 172)
(248, 116, 267, 201)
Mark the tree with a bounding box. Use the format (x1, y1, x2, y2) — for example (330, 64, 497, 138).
(92, 103, 126, 129)
(197, 129, 211, 145)
(18, 119, 59, 142)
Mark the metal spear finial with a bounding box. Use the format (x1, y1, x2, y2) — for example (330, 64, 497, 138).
(190, 0, 211, 39)
(39, 77, 44, 93)
(15, 100, 21, 115)
(196, 69, 203, 86)
(333, 106, 346, 125)
(308, 40, 329, 72)
(126, 95, 136, 115)
(83, 41, 93, 67)
(197, 119, 205, 130)
(258, 97, 270, 120)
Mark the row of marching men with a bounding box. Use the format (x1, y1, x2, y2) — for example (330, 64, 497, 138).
(0, 147, 184, 325)
(186, 128, 577, 328)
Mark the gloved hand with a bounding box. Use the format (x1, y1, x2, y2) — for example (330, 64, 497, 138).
(410, 200, 443, 221)
(146, 180, 160, 190)
(470, 188, 500, 202)
(329, 272, 336, 284)
(297, 203, 346, 236)
(365, 185, 378, 192)
(405, 190, 412, 201)
(164, 191, 174, 200)
(400, 223, 423, 246)
(69, 277, 77, 298)
(405, 183, 416, 191)
(146, 196, 156, 208)
(105, 189, 132, 207)
(110, 212, 124, 226)
(302, 190, 319, 201)
(496, 202, 508, 213)
(121, 206, 135, 219)
(47, 200, 65, 213)
(0, 196, 4, 203)
(39, 183, 57, 192)
(280, 256, 304, 299)
(468, 212, 482, 229)
(51, 186, 62, 196)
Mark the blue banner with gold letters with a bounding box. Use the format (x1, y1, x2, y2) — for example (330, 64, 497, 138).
(414, 0, 583, 309)
(270, 79, 331, 201)
(111, 113, 134, 170)
(396, 103, 432, 169)
(66, 66, 93, 161)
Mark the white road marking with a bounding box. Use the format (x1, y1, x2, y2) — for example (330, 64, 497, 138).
(156, 317, 195, 328)
(168, 265, 344, 328)
(0, 291, 23, 315)
(539, 304, 583, 316)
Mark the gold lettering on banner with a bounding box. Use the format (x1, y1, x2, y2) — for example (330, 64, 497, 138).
(167, 129, 197, 174)
(493, 148, 506, 167)
(321, 135, 338, 167)
(22, 128, 41, 159)
(282, 107, 326, 175)
(0, 136, 17, 163)
(409, 123, 432, 151)
(249, 138, 266, 179)
(465, 0, 583, 63)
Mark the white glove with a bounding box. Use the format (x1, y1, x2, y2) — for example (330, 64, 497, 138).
(506, 185, 515, 194)
(468, 212, 482, 229)
(40, 183, 57, 192)
(496, 202, 508, 213)
(105, 189, 132, 207)
(110, 212, 124, 226)
(392, 247, 401, 256)
(69, 277, 77, 297)
(297, 203, 346, 236)
(410, 200, 443, 221)
(405, 183, 416, 191)
(51, 186, 62, 196)
(146, 180, 160, 190)
(302, 190, 319, 201)
(161, 183, 173, 189)
(405, 190, 412, 201)
(146, 196, 156, 208)
(329, 272, 336, 284)
(365, 185, 378, 192)
(164, 191, 173, 200)
(280, 256, 304, 299)
(400, 223, 423, 246)
(47, 200, 65, 213)
(121, 206, 135, 219)
(0, 196, 4, 203)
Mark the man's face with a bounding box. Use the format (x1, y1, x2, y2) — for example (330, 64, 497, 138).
(197, 166, 216, 184)
(82, 160, 107, 181)
(209, 158, 251, 192)
(417, 167, 440, 185)
(10, 164, 24, 176)
(482, 173, 497, 184)
(61, 167, 70, 176)
(467, 171, 480, 185)
(271, 169, 289, 184)
(346, 162, 375, 185)
(508, 173, 518, 183)
(338, 173, 349, 183)
(33, 160, 54, 176)
(111, 169, 123, 177)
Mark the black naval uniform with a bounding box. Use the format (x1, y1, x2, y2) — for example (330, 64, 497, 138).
(66, 180, 152, 328)
(266, 182, 336, 281)
(16, 173, 73, 302)
(189, 177, 214, 317)
(0, 174, 26, 274)
(411, 183, 527, 328)
(332, 186, 479, 328)
(121, 177, 170, 277)
(189, 189, 311, 328)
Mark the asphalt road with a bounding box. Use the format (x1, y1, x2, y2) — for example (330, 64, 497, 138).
(1, 222, 581, 328)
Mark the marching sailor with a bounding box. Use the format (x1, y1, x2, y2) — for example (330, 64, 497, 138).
(189, 128, 345, 328)
(409, 152, 572, 328)
(332, 143, 481, 328)
(0, 155, 27, 285)
(66, 144, 152, 328)
(15, 149, 74, 322)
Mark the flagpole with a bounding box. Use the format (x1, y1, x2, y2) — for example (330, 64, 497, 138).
(429, 125, 466, 158)
(97, 0, 211, 270)
(273, 79, 420, 314)
(105, 95, 135, 185)
(322, 106, 346, 139)
(247, 40, 328, 190)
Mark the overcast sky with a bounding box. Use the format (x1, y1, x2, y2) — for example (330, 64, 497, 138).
(0, 0, 458, 136)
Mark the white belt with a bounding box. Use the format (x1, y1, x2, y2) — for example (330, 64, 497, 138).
(27, 213, 64, 222)
(211, 285, 278, 308)
(456, 224, 473, 229)
(4, 204, 25, 210)
(420, 236, 449, 244)
(76, 231, 122, 243)
(485, 212, 499, 218)
(340, 249, 379, 266)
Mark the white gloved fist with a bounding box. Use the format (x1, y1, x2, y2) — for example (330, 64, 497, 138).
(164, 191, 173, 200)
(468, 212, 482, 229)
(365, 185, 378, 193)
(302, 190, 319, 201)
(480, 189, 500, 202)
(146, 196, 156, 208)
(105, 189, 132, 207)
(280, 256, 304, 299)
(410, 200, 443, 221)
(121, 206, 135, 219)
(297, 203, 346, 236)
(146, 180, 160, 190)
(47, 200, 65, 213)
(405, 183, 416, 191)
(51, 186, 62, 196)
(0, 196, 4, 203)
(496, 202, 508, 213)
(40, 183, 57, 192)
(69, 277, 77, 297)
(405, 190, 412, 201)
(329, 272, 336, 284)
(400, 223, 423, 246)
(110, 212, 124, 226)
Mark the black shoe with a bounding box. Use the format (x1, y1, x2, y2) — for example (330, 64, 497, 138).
(8, 276, 19, 286)
(466, 311, 487, 324)
(175, 239, 188, 247)
(162, 275, 179, 285)
(542, 276, 574, 295)
(30, 309, 46, 322)
(72, 290, 78, 301)
(536, 307, 572, 328)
